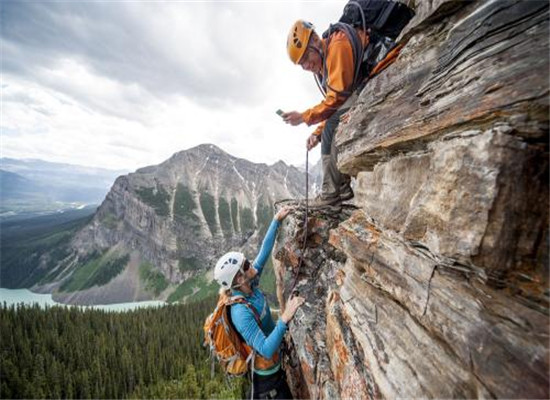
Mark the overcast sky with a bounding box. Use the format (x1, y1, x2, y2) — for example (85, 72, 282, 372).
(1, 1, 346, 171)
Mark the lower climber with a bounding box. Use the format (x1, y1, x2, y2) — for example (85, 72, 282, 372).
(214, 206, 305, 399)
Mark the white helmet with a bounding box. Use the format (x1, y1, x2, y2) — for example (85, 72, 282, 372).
(214, 251, 245, 290)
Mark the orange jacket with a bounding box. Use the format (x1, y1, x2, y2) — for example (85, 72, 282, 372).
(301, 29, 368, 136)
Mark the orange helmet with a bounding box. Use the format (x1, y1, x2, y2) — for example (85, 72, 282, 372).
(287, 20, 315, 64)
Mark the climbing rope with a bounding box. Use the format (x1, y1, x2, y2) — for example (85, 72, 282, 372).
(290, 150, 309, 297)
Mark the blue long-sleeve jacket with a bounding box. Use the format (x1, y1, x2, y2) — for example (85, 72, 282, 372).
(230, 219, 286, 372)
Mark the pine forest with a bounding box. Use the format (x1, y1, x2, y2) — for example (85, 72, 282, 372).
(0, 299, 247, 399)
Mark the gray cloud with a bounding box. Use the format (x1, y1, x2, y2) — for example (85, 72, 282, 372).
(2, 90, 39, 106)
(1, 1, 278, 108)
(1, 1, 344, 170)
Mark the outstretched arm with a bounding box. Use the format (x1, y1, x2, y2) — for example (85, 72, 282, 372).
(252, 219, 279, 276)
(252, 207, 292, 276)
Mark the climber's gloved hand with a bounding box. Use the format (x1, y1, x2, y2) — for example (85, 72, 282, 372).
(281, 294, 305, 324)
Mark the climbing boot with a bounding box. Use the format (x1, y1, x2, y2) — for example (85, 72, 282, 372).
(339, 180, 354, 202)
(308, 195, 342, 212)
(340, 188, 354, 202)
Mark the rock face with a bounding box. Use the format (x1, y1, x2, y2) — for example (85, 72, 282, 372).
(37, 144, 306, 304)
(274, 1, 549, 398)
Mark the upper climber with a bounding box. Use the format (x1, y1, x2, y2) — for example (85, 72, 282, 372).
(281, 2, 414, 211)
(281, 19, 367, 211)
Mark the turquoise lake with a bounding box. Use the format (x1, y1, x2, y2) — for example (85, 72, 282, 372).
(0, 288, 166, 312)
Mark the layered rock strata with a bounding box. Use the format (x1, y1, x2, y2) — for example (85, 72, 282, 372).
(274, 0, 549, 398)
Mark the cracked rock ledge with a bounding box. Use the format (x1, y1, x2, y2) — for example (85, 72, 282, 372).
(272, 1, 549, 398)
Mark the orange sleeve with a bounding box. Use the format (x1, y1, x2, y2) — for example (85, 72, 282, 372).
(301, 32, 356, 126)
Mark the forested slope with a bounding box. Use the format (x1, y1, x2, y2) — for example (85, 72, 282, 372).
(0, 299, 246, 399)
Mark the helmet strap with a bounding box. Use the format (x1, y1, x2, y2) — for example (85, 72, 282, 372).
(310, 44, 324, 60)
(230, 263, 250, 290)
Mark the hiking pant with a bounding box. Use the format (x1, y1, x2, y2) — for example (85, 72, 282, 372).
(249, 369, 293, 399)
(320, 108, 352, 201)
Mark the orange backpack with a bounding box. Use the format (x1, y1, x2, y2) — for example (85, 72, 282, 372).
(203, 293, 279, 376)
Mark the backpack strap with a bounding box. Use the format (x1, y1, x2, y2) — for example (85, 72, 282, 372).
(346, 1, 367, 31)
(321, 22, 366, 97)
(227, 295, 262, 391)
(373, 1, 397, 31)
(228, 296, 262, 324)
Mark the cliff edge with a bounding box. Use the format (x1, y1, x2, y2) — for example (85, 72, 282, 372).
(273, 1, 549, 398)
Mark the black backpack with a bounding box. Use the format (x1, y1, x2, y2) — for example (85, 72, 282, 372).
(339, 0, 415, 40)
(317, 0, 415, 96)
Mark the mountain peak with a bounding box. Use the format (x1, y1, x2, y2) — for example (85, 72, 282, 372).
(189, 143, 226, 155)
(272, 160, 287, 168)
(165, 144, 234, 164)
(33, 141, 307, 305)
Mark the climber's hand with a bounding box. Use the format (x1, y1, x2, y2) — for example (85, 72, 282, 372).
(281, 295, 305, 324)
(306, 134, 320, 151)
(275, 206, 293, 222)
(282, 111, 304, 126)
